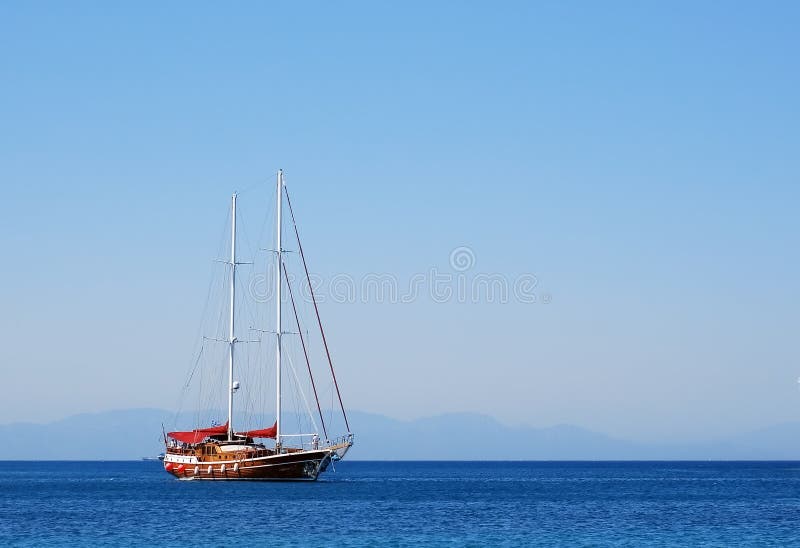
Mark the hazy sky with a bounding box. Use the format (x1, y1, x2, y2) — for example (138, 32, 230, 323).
(1, 1, 798, 443)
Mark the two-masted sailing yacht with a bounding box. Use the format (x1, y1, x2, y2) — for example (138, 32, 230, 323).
(163, 170, 353, 480)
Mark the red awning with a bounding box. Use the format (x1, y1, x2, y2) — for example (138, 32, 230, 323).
(240, 422, 277, 439)
(167, 422, 228, 444)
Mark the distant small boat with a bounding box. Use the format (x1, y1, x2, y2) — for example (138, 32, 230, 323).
(142, 454, 165, 462)
(162, 170, 353, 481)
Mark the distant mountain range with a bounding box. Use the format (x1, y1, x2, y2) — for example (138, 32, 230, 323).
(2, 409, 800, 460)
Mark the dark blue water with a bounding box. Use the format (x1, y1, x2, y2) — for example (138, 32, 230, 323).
(1, 461, 799, 546)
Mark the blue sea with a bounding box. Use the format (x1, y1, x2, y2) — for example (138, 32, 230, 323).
(0, 461, 798, 546)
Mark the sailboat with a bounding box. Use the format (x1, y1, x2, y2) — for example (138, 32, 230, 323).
(163, 170, 353, 481)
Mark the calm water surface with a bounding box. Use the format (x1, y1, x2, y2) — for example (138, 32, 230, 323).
(0, 461, 798, 546)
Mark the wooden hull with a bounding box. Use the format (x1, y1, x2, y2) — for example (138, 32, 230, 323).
(163, 442, 351, 481)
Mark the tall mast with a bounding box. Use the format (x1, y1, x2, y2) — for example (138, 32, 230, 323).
(227, 193, 237, 441)
(275, 170, 283, 449)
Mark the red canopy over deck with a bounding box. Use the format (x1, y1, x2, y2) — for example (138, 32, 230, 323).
(167, 423, 228, 444)
(240, 422, 277, 439)
(167, 421, 278, 443)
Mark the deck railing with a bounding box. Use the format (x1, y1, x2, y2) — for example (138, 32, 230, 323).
(166, 432, 354, 454)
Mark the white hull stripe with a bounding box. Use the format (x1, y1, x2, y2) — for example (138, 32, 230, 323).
(165, 451, 331, 467)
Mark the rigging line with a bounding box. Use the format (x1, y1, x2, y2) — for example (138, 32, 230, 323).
(177, 273, 224, 429)
(210, 200, 236, 344)
(237, 171, 277, 256)
(283, 262, 328, 440)
(184, 343, 205, 389)
(236, 176, 273, 196)
(176, 204, 230, 422)
(216, 265, 230, 342)
(284, 350, 319, 436)
(284, 186, 351, 433)
(234, 200, 260, 273)
(238, 274, 260, 342)
(255, 197, 275, 263)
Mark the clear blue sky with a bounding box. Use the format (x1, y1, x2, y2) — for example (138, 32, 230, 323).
(0, 1, 798, 442)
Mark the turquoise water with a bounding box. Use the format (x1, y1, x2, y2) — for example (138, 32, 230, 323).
(1, 461, 798, 546)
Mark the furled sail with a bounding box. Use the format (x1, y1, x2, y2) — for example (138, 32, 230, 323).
(167, 423, 228, 444)
(240, 422, 278, 439)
